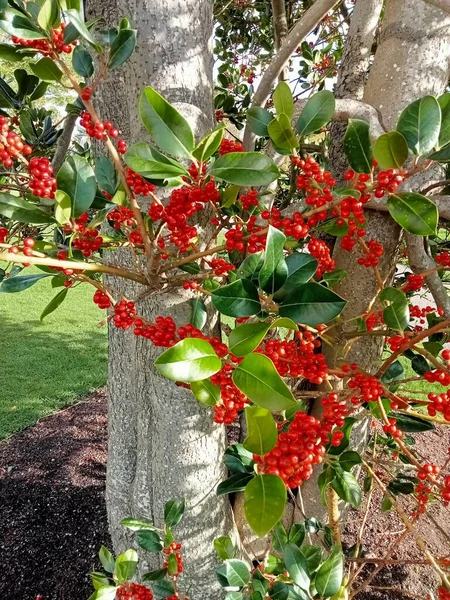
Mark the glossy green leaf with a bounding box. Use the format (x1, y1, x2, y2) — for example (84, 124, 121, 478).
(190, 379, 220, 406)
(115, 549, 138, 584)
(57, 155, 96, 218)
(120, 517, 157, 531)
(189, 296, 207, 330)
(154, 338, 222, 382)
(0, 193, 52, 224)
(108, 28, 136, 69)
(296, 90, 335, 136)
(273, 253, 318, 302)
(339, 451, 362, 471)
(164, 499, 185, 527)
(344, 119, 373, 174)
(315, 546, 344, 597)
(303, 545, 323, 573)
(273, 81, 294, 119)
(373, 132, 409, 169)
(330, 467, 362, 507)
(233, 353, 296, 411)
(139, 86, 194, 158)
(236, 251, 264, 280)
(224, 444, 254, 474)
(40, 288, 68, 321)
(72, 45, 94, 78)
(212, 279, 261, 318)
(152, 579, 176, 598)
(216, 559, 251, 588)
(136, 530, 163, 552)
(98, 546, 115, 573)
(411, 354, 430, 376)
(397, 96, 441, 155)
(124, 142, 188, 179)
(95, 156, 118, 196)
(289, 523, 306, 547)
(0, 43, 37, 62)
(279, 282, 346, 326)
(38, 0, 60, 30)
(247, 106, 273, 137)
(428, 142, 450, 161)
(259, 226, 288, 293)
(283, 543, 310, 591)
(142, 568, 168, 582)
(272, 522, 288, 553)
(387, 192, 438, 236)
(323, 269, 347, 288)
(214, 536, 236, 560)
(0, 273, 51, 293)
(209, 152, 280, 186)
(244, 474, 286, 537)
(229, 322, 271, 357)
(380, 287, 409, 331)
(217, 472, 254, 495)
(192, 126, 224, 161)
(0, 10, 45, 40)
(438, 93, 450, 148)
(268, 114, 298, 150)
(30, 57, 63, 82)
(54, 189, 71, 225)
(88, 586, 117, 600)
(90, 571, 111, 590)
(243, 406, 278, 455)
(391, 412, 434, 432)
(65, 9, 101, 50)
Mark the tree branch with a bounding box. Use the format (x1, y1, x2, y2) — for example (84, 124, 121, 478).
(243, 0, 340, 148)
(51, 113, 78, 172)
(421, 0, 450, 13)
(405, 232, 450, 318)
(271, 0, 289, 81)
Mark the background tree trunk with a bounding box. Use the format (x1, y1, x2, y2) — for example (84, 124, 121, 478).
(85, 1, 237, 596)
(300, 0, 450, 521)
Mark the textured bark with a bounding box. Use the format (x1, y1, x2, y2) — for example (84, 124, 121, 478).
(300, 0, 450, 522)
(84, 1, 237, 596)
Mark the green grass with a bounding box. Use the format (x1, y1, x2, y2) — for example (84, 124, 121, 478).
(0, 270, 107, 439)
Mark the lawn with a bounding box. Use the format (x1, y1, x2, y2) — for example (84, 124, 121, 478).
(0, 270, 107, 439)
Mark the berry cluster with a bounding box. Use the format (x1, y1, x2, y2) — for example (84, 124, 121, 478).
(424, 370, 450, 386)
(365, 310, 384, 332)
(442, 475, 450, 503)
(113, 300, 137, 330)
(307, 236, 335, 278)
(126, 167, 156, 197)
(27, 156, 57, 199)
(12, 24, 77, 56)
(403, 273, 424, 292)
(72, 225, 103, 258)
(387, 335, 409, 352)
(254, 412, 325, 488)
(373, 168, 405, 198)
(93, 290, 112, 309)
(108, 205, 136, 230)
(261, 208, 310, 241)
(79, 112, 120, 140)
(357, 239, 384, 267)
(320, 391, 349, 446)
(211, 366, 249, 424)
(414, 481, 431, 516)
(116, 583, 153, 600)
(417, 462, 440, 481)
(239, 189, 259, 211)
(428, 390, 450, 421)
(0, 227, 8, 243)
(438, 587, 450, 600)
(436, 252, 450, 267)
(133, 315, 178, 345)
(219, 139, 244, 155)
(0, 116, 32, 167)
(209, 258, 236, 276)
(163, 541, 183, 576)
(343, 367, 384, 405)
(382, 417, 403, 439)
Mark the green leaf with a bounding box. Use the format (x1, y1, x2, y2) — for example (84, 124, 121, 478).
(233, 353, 296, 411)
(190, 379, 220, 406)
(98, 546, 115, 573)
(273, 253, 318, 302)
(30, 57, 63, 82)
(38, 0, 60, 30)
(339, 451, 362, 471)
(65, 9, 101, 50)
(192, 126, 225, 162)
(164, 499, 185, 527)
(411, 355, 430, 376)
(108, 28, 136, 68)
(438, 93, 450, 148)
(189, 296, 207, 330)
(0, 193, 52, 224)
(272, 521, 288, 553)
(396, 96, 441, 156)
(315, 546, 344, 597)
(54, 189, 71, 225)
(139, 86, 194, 158)
(387, 192, 438, 236)
(327, 417, 356, 456)
(142, 568, 168, 582)
(289, 523, 306, 547)
(72, 45, 94, 78)
(95, 156, 118, 196)
(247, 106, 273, 137)
(152, 580, 176, 598)
(120, 517, 157, 532)
(323, 269, 347, 288)
(90, 571, 111, 590)
(212, 279, 261, 318)
(124, 142, 188, 179)
(137, 529, 163, 552)
(224, 444, 254, 473)
(296, 90, 335, 136)
(379, 287, 409, 331)
(209, 152, 280, 186)
(268, 114, 298, 151)
(381, 494, 393, 512)
(259, 226, 288, 293)
(0, 10, 45, 40)
(391, 412, 434, 433)
(273, 81, 294, 119)
(229, 322, 271, 357)
(0, 43, 37, 62)
(236, 252, 264, 280)
(373, 131, 409, 169)
(428, 142, 450, 162)
(216, 559, 251, 588)
(279, 282, 346, 326)
(40, 287, 68, 321)
(0, 273, 51, 293)
(244, 474, 286, 537)
(115, 549, 138, 583)
(243, 406, 278, 455)
(217, 472, 254, 495)
(344, 119, 373, 174)
(330, 468, 362, 508)
(283, 543, 310, 591)
(214, 536, 236, 560)
(57, 155, 96, 218)
(154, 338, 222, 383)
(88, 587, 117, 600)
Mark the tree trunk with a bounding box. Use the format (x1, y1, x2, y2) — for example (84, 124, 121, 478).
(300, 0, 450, 521)
(85, 1, 237, 596)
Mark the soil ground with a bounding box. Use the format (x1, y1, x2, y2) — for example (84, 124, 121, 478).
(0, 390, 448, 600)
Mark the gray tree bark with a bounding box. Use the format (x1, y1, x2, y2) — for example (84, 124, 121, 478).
(84, 1, 237, 596)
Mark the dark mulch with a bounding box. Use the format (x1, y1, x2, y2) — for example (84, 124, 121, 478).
(0, 390, 110, 600)
(1, 390, 449, 600)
